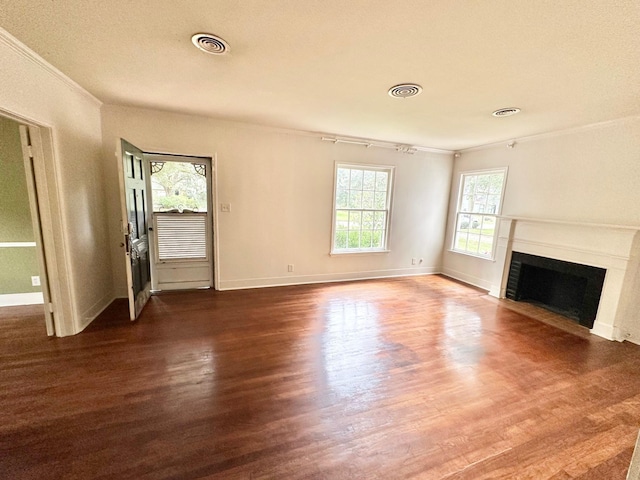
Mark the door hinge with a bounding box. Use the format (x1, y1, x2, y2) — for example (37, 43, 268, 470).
(48, 302, 54, 313)
(26, 145, 34, 158)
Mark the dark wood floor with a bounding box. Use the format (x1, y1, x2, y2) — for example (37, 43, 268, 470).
(1, 275, 639, 479)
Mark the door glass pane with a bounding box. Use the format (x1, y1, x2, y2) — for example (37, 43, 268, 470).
(151, 161, 208, 212)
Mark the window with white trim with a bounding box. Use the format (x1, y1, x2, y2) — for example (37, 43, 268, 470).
(453, 168, 507, 259)
(332, 164, 394, 253)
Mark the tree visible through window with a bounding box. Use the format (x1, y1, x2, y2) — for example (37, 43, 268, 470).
(332, 164, 394, 253)
(453, 169, 507, 258)
(150, 161, 207, 212)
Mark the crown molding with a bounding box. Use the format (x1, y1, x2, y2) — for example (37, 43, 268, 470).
(458, 114, 640, 154)
(0, 27, 102, 108)
(103, 104, 455, 155)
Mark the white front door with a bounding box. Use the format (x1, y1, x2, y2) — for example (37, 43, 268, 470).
(145, 154, 214, 291)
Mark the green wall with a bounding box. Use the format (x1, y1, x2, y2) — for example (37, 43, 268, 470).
(0, 117, 41, 294)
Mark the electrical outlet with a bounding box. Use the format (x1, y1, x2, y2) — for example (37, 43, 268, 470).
(31, 276, 41, 286)
(220, 203, 231, 212)
(288, 264, 294, 272)
(411, 258, 417, 265)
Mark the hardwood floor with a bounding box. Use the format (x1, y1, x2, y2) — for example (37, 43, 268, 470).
(1, 275, 639, 479)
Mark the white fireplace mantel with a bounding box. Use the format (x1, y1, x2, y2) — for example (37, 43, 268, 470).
(489, 216, 640, 342)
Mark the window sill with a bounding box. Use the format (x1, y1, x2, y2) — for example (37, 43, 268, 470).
(330, 249, 391, 256)
(448, 249, 496, 262)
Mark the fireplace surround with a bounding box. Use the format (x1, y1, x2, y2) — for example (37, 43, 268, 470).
(488, 217, 640, 342)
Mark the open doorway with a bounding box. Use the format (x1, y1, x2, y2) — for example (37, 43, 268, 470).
(0, 115, 54, 335)
(116, 138, 218, 321)
(145, 154, 214, 291)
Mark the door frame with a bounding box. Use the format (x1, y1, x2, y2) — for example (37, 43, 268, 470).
(133, 148, 220, 291)
(143, 153, 214, 291)
(0, 107, 72, 336)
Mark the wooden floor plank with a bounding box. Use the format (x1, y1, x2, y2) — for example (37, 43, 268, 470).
(1, 275, 639, 479)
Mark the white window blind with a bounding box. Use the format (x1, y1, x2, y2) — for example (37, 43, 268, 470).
(155, 213, 207, 260)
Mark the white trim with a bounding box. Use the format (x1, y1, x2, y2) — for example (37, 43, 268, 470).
(499, 215, 640, 232)
(212, 154, 221, 291)
(19, 125, 55, 335)
(0, 93, 75, 337)
(0, 242, 36, 248)
(330, 249, 391, 256)
(447, 248, 497, 262)
(0, 27, 102, 108)
(440, 268, 492, 292)
(0, 292, 44, 306)
(106, 106, 455, 156)
(29, 125, 76, 335)
(155, 281, 211, 291)
(78, 293, 115, 332)
(590, 321, 619, 342)
(459, 114, 640, 154)
(142, 151, 217, 292)
(451, 167, 508, 259)
(218, 267, 439, 291)
(510, 239, 632, 267)
(331, 163, 395, 254)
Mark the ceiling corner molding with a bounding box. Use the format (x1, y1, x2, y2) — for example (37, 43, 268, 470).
(412, 145, 455, 155)
(0, 27, 102, 108)
(459, 114, 640, 154)
(203, 118, 455, 155)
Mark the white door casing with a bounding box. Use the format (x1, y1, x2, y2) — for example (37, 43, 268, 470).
(144, 154, 214, 291)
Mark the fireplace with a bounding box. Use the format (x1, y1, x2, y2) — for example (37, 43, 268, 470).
(506, 252, 606, 328)
(488, 217, 640, 341)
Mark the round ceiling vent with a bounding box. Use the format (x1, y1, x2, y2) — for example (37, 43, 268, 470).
(492, 107, 521, 117)
(191, 33, 229, 55)
(388, 83, 423, 98)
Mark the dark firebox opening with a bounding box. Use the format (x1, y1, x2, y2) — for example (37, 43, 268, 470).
(506, 252, 606, 328)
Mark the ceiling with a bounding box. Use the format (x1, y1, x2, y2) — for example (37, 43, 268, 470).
(1, 0, 639, 150)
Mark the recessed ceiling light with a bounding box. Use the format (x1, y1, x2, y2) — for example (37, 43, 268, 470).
(388, 84, 423, 98)
(191, 33, 230, 55)
(492, 107, 521, 117)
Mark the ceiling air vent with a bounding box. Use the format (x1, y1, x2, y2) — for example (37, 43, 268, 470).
(492, 107, 521, 117)
(388, 83, 423, 98)
(191, 33, 230, 55)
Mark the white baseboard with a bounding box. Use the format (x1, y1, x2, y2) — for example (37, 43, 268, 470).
(77, 293, 117, 333)
(440, 268, 491, 291)
(624, 334, 640, 346)
(218, 267, 440, 291)
(590, 322, 621, 342)
(0, 292, 44, 306)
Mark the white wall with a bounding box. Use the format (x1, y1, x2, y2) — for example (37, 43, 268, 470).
(101, 105, 454, 293)
(0, 30, 113, 335)
(441, 116, 640, 338)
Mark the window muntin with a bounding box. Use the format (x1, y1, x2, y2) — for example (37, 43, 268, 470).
(453, 169, 506, 259)
(332, 164, 394, 253)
